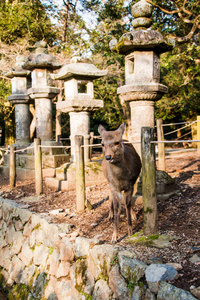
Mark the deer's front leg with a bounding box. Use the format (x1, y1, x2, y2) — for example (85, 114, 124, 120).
(124, 188, 133, 237)
(108, 191, 114, 220)
(108, 198, 114, 220)
(111, 190, 122, 243)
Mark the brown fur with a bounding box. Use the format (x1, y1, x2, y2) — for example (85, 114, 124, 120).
(98, 122, 141, 242)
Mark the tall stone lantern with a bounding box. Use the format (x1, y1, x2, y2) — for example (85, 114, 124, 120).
(110, 0, 174, 155)
(23, 41, 61, 146)
(54, 58, 107, 162)
(6, 56, 31, 148)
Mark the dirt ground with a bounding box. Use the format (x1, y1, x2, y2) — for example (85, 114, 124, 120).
(0, 150, 200, 293)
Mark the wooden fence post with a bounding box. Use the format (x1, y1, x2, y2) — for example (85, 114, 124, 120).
(9, 145, 16, 188)
(141, 127, 158, 235)
(34, 138, 43, 195)
(75, 135, 85, 211)
(156, 118, 166, 171)
(197, 116, 200, 152)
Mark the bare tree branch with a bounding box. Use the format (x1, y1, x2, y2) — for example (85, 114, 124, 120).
(0, 75, 11, 81)
(146, 0, 181, 15)
(175, 15, 200, 42)
(146, 0, 200, 43)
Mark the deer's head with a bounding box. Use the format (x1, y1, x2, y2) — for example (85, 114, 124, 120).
(98, 123, 126, 163)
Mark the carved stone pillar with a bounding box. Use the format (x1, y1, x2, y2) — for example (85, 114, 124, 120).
(110, 0, 173, 155)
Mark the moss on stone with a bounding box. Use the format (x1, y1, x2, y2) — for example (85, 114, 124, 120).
(85, 162, 102, 175)
(80, 291, 92, 300)
(7, 283, 29, 300)
(31, 223, 41, 232)
(111, 255, 118, 266)
(0, 272, 6, 289)
(127, 232, 160, 246)
(74, 259, 88, 292)
(143, 207, 153, 214)
(48, 247, 54, 255)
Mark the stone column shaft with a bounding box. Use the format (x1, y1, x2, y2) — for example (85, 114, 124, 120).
(130, 101, 154, 155)
(69, 111, 90, 162)
(35, 98, 53, 141)
(15, 103, 30, 144)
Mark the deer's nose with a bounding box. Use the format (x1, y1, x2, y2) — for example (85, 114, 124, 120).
(105, 155, 112, 161)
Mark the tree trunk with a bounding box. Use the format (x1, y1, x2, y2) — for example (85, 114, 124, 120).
(61, 0, 69, 43)
(30, 104, 36, 140)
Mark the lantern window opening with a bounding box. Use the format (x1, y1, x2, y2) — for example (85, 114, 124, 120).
(77, 81, 88, 94)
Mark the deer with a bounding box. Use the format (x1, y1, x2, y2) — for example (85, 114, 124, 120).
(98, 122, 141, 243)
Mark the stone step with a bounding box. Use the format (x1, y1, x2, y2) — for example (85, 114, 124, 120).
(45, 161, 106, 191)
(4, 153, 70, 169)
(44, 177, 70, 191)
(0, 166, 55, 180)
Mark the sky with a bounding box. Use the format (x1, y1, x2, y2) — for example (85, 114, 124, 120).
(41, 0, 97, 29)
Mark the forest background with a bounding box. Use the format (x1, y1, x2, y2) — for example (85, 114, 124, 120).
(0, 0, 199, 146)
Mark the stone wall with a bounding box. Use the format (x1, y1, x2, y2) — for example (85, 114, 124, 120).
(0, 197, 198, 300)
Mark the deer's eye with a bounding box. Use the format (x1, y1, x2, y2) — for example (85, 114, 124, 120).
(114, 141, 120, 146)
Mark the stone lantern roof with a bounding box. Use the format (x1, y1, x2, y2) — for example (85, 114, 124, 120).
(53, 58, 107, 80)
(110, 0, 174, 55)
(55, 57, 106, 113)
(23, 41, 61, 70)
(5, 56, 31, 78)
(5, 56, 31, 104)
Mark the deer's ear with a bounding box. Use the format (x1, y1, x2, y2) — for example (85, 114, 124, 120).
(117, 122, 126, 137)
(98, 124, 106, 136)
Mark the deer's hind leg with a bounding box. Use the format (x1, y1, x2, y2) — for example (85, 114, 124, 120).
(124, 188, 133, 237)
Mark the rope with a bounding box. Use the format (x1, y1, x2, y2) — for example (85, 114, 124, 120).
(162, 120, 198, 127)
(0, 147, 9, 152)
(14, 146, 35, 153)
(80, 140, 141, 148)
(81, 143, 102, 148)
(39, 145, 71, 149)
(164, 121, 196, 136)
(176, 130, 192, 140)
(151, 139, 200, 144)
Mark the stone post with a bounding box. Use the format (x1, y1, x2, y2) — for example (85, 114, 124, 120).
(54, 58, 107, 162)
(110, 0, 174, 156)
(23, 41, 61, 145)
(69, 111, 90, 162)
(6, 56, 31, 148)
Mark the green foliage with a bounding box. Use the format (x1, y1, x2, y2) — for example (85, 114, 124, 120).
(156, 42, 200, 123)
(0, 78, 15, 146)
(0, 0, 56, 45)
(0, 0, 199, 139)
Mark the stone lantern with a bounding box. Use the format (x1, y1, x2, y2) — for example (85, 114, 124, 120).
(54, 58, 107, 162)
(110, 0, 174, 155)
(6, 56, 31, 148)
(23, 41, 61, 147)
